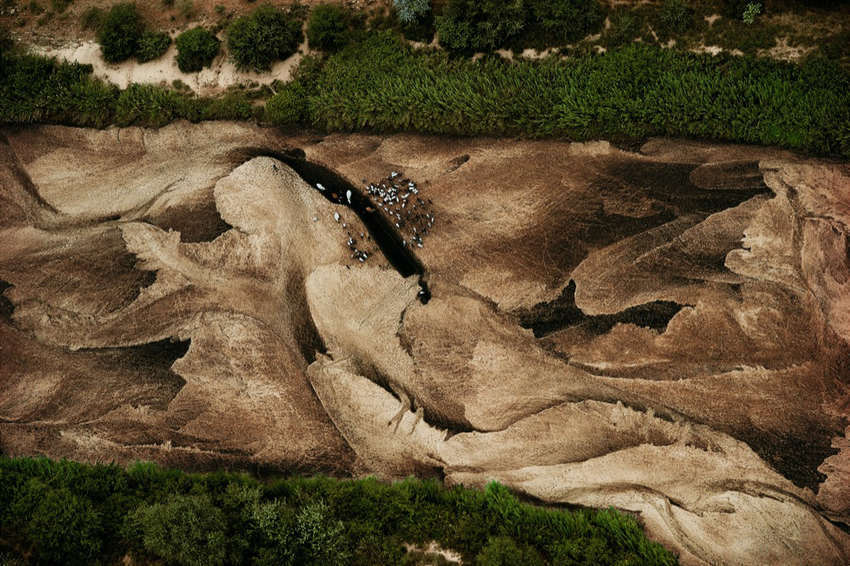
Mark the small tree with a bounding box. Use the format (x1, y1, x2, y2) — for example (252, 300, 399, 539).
(27, 487, 104, 566)
(436, 0, 526, 53)
(227, 4, 303, 72)
(125, 495, 229, 566)
(657, 0, 693, 38)
(393, 0, 430, 24)
(307, 4, 351, 52)
(175, 27, 220, 72)
(265, 81, 308, 126)
(295, 500, 350, 566)
(97, 3, 144, 63)
(527, 0, 605, 44)
(136, 30, 171, 63)
(475, 536, 545, 566)
(743, 2, 762, 24)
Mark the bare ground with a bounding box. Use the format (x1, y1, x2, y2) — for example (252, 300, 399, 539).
(1, 123, 849, 565)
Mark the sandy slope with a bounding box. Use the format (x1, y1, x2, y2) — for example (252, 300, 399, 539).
(1, 123, 849, 564)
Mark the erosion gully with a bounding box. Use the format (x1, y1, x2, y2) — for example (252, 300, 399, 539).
(243, 148, 431, 304)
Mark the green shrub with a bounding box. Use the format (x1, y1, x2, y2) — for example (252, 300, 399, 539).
(526, 0, 605, 45)
(436, 0, 526, 53)
(202, 91, 254, 120)
(602, 7, 643, 47)
(657, 0, 693, 38)
(307, 4, 351, 52)
(0, 24, 13, 55)
(27, 487, 104, 566)
(742, 2, 762, 24)
(0, 456, 676, 566)
(80, 6, 103, 30)
(295, 500, 350, 566)
(297, 32, 850, 158)
(475, 536, 544, 566)
(394, 0, 430, 25)
(724, 0, 754, 19)
(97, 3, 144, 63)
(115, 82, 199, 127)
(0, 54, 119, 126)
(227, 4, 303, 72)
(265, 80, 307, 125)
(175, 27, 220, 72)
(251, 500, 298, 566)
(126, 495, 228, 566)
(819, 28, 850, 61)
(136, 30, 171, 63)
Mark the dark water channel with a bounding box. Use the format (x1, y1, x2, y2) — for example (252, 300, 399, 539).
(242, 148, 431, 303)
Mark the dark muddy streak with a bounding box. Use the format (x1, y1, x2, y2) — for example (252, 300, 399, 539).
(0, 132, 61, 217)
(241, 148, 431, 303)
(603, 160, 770, 216)
(150, 199, 234, 243)
(0, 280, 14, 320)
(517, 280, 685, 338)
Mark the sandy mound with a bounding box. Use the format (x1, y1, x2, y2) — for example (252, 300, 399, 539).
(1, 123, 849, 565)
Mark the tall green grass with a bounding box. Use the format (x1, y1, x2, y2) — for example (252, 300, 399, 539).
(2, 33, 849, 159)
(282, 33, 850, 157)
(0, 54, 256, 128)
(0, 456, 677, 565)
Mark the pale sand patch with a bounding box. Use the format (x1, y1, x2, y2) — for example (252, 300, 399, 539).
(35, 33, 310, 96)
(403, 542, 463, 564)
(705, 14, 722, 27)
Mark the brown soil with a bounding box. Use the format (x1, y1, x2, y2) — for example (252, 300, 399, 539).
(1, 123, 849, 565)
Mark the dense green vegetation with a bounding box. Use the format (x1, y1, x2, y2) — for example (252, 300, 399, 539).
(393, 0, 430, 25)
(0, 456, 676, 566)
(226, 4, 304, 72)
(1, 29, 849, 159)
(435, 0, 528, 53)
(0, 51, 261, 128)
(96, 2, 144, 62)
(175, 26, 220, 72)
(136, 30, 171, 63)
(275, 33, 850, 157)
(307, 3, 353, 52)
(96, 3, 171, 63)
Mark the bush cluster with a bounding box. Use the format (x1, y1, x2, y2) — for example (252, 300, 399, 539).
(656, 0, 694, 39)
(97, 3, 170, 63)
(227, 4, 304, 72)
(526, 0, 605, 45)
(136, 30, 171, 63)
(307, 4, 352, 52)
(0, 54, 119, 127)
(0, 456, 676, 566)
(175, 27, 220, 72)
(436, 0, 526, 53)
(393, 0, 430, 25)
(436, 0, 605, 53)
(0, 54, 257, 128)
(97, 3, 144, 62)
(3, 30, 850, 160)
(270, 32, 850, 158)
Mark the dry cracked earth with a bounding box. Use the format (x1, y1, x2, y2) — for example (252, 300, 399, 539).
(1, 122, 849, 565)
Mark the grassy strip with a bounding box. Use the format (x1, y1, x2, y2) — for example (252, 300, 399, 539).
(283, 33, 850, 157)
(0, 54, 260, 128)
(0, 456, 676, 566)
(2, 33, 849, 158)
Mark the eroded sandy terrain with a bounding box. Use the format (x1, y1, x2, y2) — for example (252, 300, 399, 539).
(1, 123, 849, 565)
